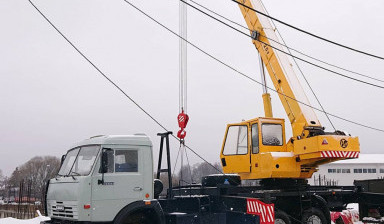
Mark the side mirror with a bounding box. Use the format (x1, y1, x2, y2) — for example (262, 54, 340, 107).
(99, 148, 112, 185)
(60, 155, 66, 166)
(100, 148, 112, 174)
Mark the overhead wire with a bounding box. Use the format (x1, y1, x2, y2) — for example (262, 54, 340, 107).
(188, 0, 384, 84)
(189, 0, 336, 131)
(27, 0, 384, 186)
(181, 0, 384, 90)
(256, 0, 336, 131)
(27, 0, 224, 176)
(26, 4, 376, 222)
(27, 1, 384, 180)
(119, 0, 384, 133)
(232, 0, 384, 61)
(28, 3, 384, 218)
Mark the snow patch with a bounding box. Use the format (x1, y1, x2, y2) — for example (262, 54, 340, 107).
(347, 203, 359, 211)
(0, 210, 50, 224)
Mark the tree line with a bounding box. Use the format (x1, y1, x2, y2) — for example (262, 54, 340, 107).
(0, 155, 222, 201)
(0, 156, 61, 202)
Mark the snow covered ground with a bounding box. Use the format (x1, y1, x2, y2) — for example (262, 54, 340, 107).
(0, 211, 50, 224)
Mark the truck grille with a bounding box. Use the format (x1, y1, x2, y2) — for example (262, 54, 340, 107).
(50, 201, 78, 219)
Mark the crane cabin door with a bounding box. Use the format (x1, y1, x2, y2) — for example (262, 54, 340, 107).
(221, 125, 251, 173)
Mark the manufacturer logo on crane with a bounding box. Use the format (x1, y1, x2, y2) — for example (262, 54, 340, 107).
(340, 139, 348, 148)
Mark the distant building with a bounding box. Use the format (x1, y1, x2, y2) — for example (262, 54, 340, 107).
(309, 154, 384, 186)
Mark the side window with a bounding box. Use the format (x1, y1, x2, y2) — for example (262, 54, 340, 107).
(223, 126, 248, 155)
(251, 124, 259, 154)
(115, 150, 138, 172)
(262, 124, 283, 146)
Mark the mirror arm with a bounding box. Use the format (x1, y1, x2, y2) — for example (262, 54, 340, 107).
(98, 173, 104, 185)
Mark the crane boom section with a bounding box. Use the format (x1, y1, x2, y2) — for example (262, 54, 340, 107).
(238, 0, 321, 137)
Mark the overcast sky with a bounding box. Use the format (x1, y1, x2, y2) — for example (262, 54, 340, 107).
(1, 0, 383, 176)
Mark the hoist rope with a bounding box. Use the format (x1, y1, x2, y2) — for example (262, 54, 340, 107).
(27, 0, 384, 137)
(179, 0, 188, 113)
(180, 0, 384, 90)
(27, 0, 226, 184)
(27, 5, 380, 223)
(120, 0, 384, 132)
(184, 145, 194, 184)
(257, 0, 336, 131)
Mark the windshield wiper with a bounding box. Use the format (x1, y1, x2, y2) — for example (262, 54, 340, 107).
(70, 171, 81, 176)
(67, 171, 81, 180)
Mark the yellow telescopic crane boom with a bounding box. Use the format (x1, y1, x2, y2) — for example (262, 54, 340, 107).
(243, 0, 321, 137)
(220, 0, 360, 181)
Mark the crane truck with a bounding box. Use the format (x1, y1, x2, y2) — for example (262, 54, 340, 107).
(40, 0, 384, 224)
(220, 0, 359, 181)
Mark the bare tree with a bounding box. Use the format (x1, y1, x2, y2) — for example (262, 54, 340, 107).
(177, 162, 222, 184)
(9, 156, 60, 199)
(0, 169, 5, 199)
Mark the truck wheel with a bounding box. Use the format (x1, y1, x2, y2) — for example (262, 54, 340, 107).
(301, 208, 328, 224)
(115, 208, 161, 224)
(275, 210, 291, 224)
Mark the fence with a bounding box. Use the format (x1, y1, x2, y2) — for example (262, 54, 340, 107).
(313, 174, 339, 186)
(0, 179, 46, 219)
(0, 204, 43, 219)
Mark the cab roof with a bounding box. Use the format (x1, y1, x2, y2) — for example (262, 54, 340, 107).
(228, 117, 285, 126)
(70, 134, 152, 149)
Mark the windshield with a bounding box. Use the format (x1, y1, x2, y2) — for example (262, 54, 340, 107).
(58, 145, 100, 176)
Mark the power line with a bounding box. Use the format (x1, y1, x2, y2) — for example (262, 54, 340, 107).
(27, 0, 223, 175)
(27, 0, 384, 197)
(120, 0, 384, 133)
(189, 0, 336, 131)
(27, 0, 384, 158)
(181, 0, 384, 90)
(189, 0, 384, 84)
(257, 0, 336, 131)
(232, 0, 384, 61)
(27, 2, 382, 210)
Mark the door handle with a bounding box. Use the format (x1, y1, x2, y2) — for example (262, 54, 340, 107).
(133, 187, 143, 191)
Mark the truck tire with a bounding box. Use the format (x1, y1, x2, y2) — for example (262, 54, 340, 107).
(311, 195, 331, 224)
(114, 201, 164, 224)
(275, 210, 291, 224)
(115, 208, 160, 224)
(301, 208, 328, 224)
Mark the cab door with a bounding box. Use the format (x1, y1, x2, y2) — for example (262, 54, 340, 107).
(91, 145, 144, 222)
(221, 125, 251, 173)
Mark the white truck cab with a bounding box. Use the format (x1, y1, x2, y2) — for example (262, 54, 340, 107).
(46, 135, 154, 223)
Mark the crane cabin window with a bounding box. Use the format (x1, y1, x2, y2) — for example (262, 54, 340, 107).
(261, 124, 283, 146)
(251, 124, 259, 154)
(223, 126, 248, 155)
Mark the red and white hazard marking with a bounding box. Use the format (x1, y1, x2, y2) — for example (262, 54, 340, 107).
(321, 151, 359, 158)
(247, 198, 274, 224)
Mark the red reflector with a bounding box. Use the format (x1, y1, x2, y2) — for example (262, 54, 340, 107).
(84, 204, 91, 209)
(322, 139, 328, 145)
